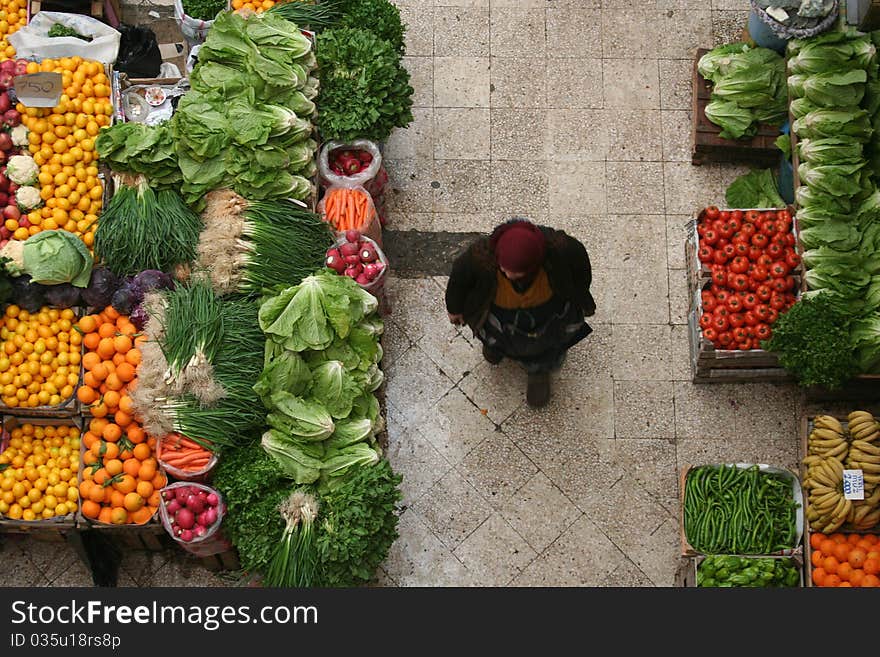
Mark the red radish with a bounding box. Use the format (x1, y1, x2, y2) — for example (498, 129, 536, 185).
(326, 254, 345, 273)
(359, 151, 373, 164)
(206, 493, 219, 506)
(344, 254, 360, 265)
(339, 241, 360, 257)
(179, 529, 194, 542)
(345, 229, 361, 243)
(203, 507, 218, 524)
(175, 487, 189, 505)
(186, 494, 205, 514)
(0, 227, 10, 239)
(356, 273, 370, 285)
(193, 525, 207, 538)
(344, 266, 359, 278)
(0, 193, 9, 207)
(163, 489, 175, 502)
(166, 499, 181, 514)
(176, 507, 195, 529)
(360, 246, 377, 262)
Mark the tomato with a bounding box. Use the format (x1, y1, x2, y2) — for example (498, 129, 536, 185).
(786, 251, 801, 269)
(736, 340, 752, 351)
(703, 327, 718, 343)
(717, 237, 730, 248)
(699, 313, 713, 329)
(713, 249, 729, 265)
(731, 210, 743, 222)
(755, 304, 771, 321)
(743, 311, 758, 327)
(727, 296, 743, 312)
(714, 306, 730, 319)
(732, 232, 750, 246)
(732, 274, 750, 292)
(697, 245, 714, 263)
(718, 331, 733, 347)
(729, 255, 749, 274)
(762, 220, 777, 236)
(755, 323, 772, 341)
(767, 307, 779, 324)
(748, 245, 763, 261)
(715, 289, 730, 304)
(732, 326, 749, 342)
(741, 222, 756, 236)
(720, 211, 731, 221)
(697, 223, 708, 237)
(784, 233, 796, 247)
(719, 222, 735, 239)
(734, 242, 750, 257)
(722, 243, 736, 259)
(729, 313, 745, 329)
(729, 216, 742, 232)
(767, 242, 784, 259)
(770, 294, 787, 310)
(776, 209, 791, 222)
(702, 229, 719, 245)
(756, 284, 772, 301)
(701, 291, 717, 312)
(704, 206, 720, 220)
(770, 232, 787, 245)
(757, 254, 774, 267)
(751, 233, 769, 248)
(713, 314, 729, 332)
(770, 262, 789, 278)
(751, 265, 769, 282)
(745, 210, 760, 223)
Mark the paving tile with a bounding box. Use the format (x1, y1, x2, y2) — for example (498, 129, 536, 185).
(433, 56, 490, 107)
(547, 109, 607, 160)
(385, 510, 478, 586)
(490, 161, 548, 217)
(666, 213, 691, 269)
(491, 9, 546, 57)
(431, 212, 494, 232)
(605, 162, 665, 213)
(400, 5, 434, 56)
(503, 383, 614, 473)
(385, 400, 408, 446)
(607, 214, 667, 267)
(116, 569, 139, 587)
(661, 109, 692, 162)
(459, 430, 537, 507)
(417, 386, 498, 464)
(48, 557, 94, 587)
(386, 107, 434, 161)
(659, 58, 693, 110)
(613, 380, 676, 438)
(668, 268, 689, 324)
(491, 108, 549, 160)
(550, 214, 612, 271)
(152, 557, 239, 587)
(603, 59, 660, 109)
(657, 9, 712, 59)
(613, 324, 673, 380)
(386, 426, 453, 505)
(120, 550, 173, 587)
(385, 344, 457, 428)
(601, 7, 659, 59)
(623, 516, 681, 586)
(412, 468, 494, 550)
(436, 0, 487, 6)
(452, 513, 536, 585)
(733, 382, 802, 441)
(433, 159, 491, 213)
(670, 323, 693, 381)
(403, 56, 434, 108)
(585, 475, 671, 553)
(385, 211, 433, 230)
(22, 538, 82, 583)
(489, 57, 547, 108)
(459, 359, 526, 424)
(610, 263, 670, 324)
(673, 380, 741, 441)
(663, 161, 725, 215)
(547, 0, 601, 6)
(383, 276, 445, 342)
(0, 539, 50, 586)
(380, 316, 413, 370)
(492, 0, 544, 5)
(560, 322, 613, 383)
(606, 438, 679, 514)
(368, 567, 397, 587)
(433, 6, 490, 57)
(712, 10, 748, 46)
(712, 0, 746, 8)
(547, 161, 606, 216)
(510, 514, 628, 586)
(419, 322, 483, 383)
(546, 7, 603, 58)
(545, 59, 604, 109)
(434, 108, 490, 159)
(606, 109, 663, 162)
(498, 471, 581, 553)
(675, 437, 800, 473)
(600, 557, 655, 586)
(385, 158, 436, 214)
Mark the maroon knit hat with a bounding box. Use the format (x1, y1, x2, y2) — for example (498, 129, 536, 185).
(491, 220, 546, 273)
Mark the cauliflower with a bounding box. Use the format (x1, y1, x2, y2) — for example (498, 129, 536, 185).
(15, 185, 41, 211)
(0, 239, 24, 276)
(10, 125, 28, 148)
(7, 155, 38, 186)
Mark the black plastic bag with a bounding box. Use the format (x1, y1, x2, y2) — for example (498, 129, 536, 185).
(115, 23, 162, 79)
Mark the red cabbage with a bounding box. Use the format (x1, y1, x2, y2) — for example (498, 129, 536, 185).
(43, 283, 82, 308)
(81, 267, 120, 309)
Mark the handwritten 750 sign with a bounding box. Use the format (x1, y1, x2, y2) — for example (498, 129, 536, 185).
(12, 72, 63, 108)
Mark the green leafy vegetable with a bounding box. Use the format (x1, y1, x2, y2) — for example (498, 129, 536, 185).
(262, 428, 325, 483)
(725, 169, 786, 208)
(181, 0, 226, 21)
(788, 69, 867, 108)
(48, 23, 92, 41)
(798, 137, 865, 165)
(793, 108, 873, 142)
(308, 360, 363, 419)
(704, 98, 757, 139)
(7, 230, 94, 287)
(336, 0, 405, 53)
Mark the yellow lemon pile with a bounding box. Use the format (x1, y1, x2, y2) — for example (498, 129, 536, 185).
(17, 57, 111, 247)
(0, 423, 81, 520)
(0, 0, 26, 61)
(0, 305, 82, 409)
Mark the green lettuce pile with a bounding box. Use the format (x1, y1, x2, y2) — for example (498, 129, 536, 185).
(784, 28, 880, 377)
(698, 43, 788, 139)
(256, 270, 386, 489)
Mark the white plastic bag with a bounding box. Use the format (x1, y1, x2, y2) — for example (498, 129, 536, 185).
(159, 482, 232, 557)
(174, 0, 216, 44)
(318, 140, 383, 189)
(9, 12, 121, 64)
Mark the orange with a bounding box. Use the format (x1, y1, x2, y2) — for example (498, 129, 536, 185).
(81, 499, 100, 519)
(109, 489, 125, 508)
(130, 506, 154, 525)
(837, 562, 854, 582)
(90, 362, 108, 382)
(104, 306, 120, 321)
(96, 338, 115, 360)
(148, 491, 161, 507)
(82, 351, 100, 370)
(98, 507, 113, 524)
(136, 480, 153, 499)
(863, 558, 880, 576)
(115, 362, 135, 383)
(850, 569, 866, 587)
(89, 417, 109, 435)
(132, 443, 150, 461)
(849, 548, 867, 569)
(819, 539, 836, 555)
(104, 373, 123, 392)
(79, 480, 93, 499)
(113, 334, 132, 354)
(138, 461, 156, 482)
(113, 410, 132, 427)
(102, 390, 120, 411)
(102, 442, 119, 460)
(113, 474, 136, 495)
(76, 315, 97, 333)
(863, 534, 878, 545)
(98, 322, 116, 339)
(823, 574, 842, 588)
(832, 542, 851, 562)
(76, 386, 96, 405)
(119, 395, 134, 414)
(812, 567, 827, 586)
(83, 332, 100, 351)
(82, 431, 98, 449)
(822, 556, 840, 574)
(92, 468, 108, 486)
(112, 353, 125, 366)
(856, 539, 874, 552)
(83, 372, 99, 390)
(847, 533, 862, 545)
(811, 550, 824, 568)
(123, 492, 144, 512)
(104, 458, 123, 476)
(151, 472, 167, 490)
(127, 426, 145, 444)
(125, 349, 141, 366)
(810, 533, 824, 550)
(109, 507, 127, 525)
(122, 459, 141, 477)
(88, 484, 104, 503)
(101, 423, 121, 443)
(89, 400, 108, 418)
(838, 581, 852, 587)
(861, 574, 880, 587)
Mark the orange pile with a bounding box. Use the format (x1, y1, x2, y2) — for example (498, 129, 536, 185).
(79, 415, 165, 525)
(810, 532, 880, 587)
(18, 57, 111, 247)
(231, 0, 290, 13)
(75, 306, 143, 418)
(0, 0, 26, 61)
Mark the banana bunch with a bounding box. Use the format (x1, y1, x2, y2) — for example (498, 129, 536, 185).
(802, 454, 850, 533)
(808, 415, 848, 459)
(844, 411, 880, 530)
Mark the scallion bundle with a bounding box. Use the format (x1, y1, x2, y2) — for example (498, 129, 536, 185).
(94, 175, 202, 277)
(264, 491, 320, 587)
(266, 0, 343, 30)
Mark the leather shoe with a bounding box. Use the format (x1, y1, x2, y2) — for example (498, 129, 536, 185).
(526, 371, 551, 407)
(482, 343, 503, 364)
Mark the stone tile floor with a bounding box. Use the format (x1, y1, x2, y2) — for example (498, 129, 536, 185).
(0, 1, 810, 587)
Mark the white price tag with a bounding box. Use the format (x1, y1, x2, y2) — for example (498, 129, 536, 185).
(12, 73, 62, 108)
(843, 469, 865, 501)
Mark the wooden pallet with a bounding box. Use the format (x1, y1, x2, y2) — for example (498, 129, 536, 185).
(692, 48, 782, 167)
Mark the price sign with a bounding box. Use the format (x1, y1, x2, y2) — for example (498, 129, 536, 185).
(12, 73, 63, 108)
(843, 469, 865, 501)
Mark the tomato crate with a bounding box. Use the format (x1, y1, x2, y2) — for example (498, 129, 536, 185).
(691, 48, 782, 167)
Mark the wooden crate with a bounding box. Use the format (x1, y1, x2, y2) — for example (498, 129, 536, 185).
(692, 48, 782, 167)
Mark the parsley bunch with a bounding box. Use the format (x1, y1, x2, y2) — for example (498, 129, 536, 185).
(337, 0, 405, 54)
(181, 0, 227, 21)
(316, 27, 414, 142)
(763, 292, 860, 389)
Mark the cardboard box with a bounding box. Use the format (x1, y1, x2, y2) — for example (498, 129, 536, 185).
(677, 553, 804, 587)
(680, 463, 804, 557)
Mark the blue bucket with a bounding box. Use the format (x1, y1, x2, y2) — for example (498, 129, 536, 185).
(748, 8, 789, 54)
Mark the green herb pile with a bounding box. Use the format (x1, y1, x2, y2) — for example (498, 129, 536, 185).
(181, 0, 227, 21)
(336, 0, 405, 53)
(316, 27, 414, 142)
(698, 42, 788, 139)
(48, 23, 92, 41)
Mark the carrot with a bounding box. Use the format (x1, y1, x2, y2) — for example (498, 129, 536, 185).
(166, 453, 211, 467)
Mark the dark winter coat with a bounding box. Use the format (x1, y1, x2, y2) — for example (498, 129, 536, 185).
(445, 226, 596, 332)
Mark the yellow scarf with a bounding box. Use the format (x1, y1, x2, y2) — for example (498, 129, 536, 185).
(494, 268, 553, 309)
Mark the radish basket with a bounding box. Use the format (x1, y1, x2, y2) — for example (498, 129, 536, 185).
(158, 482, 232, 557)
(329, 234, 388, 296)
